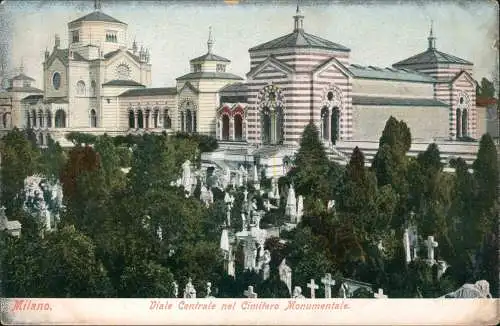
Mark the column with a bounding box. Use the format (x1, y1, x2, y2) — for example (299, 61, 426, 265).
(134, 111, 138, 129)
(271, 111, 276, 144)
(231, 117, 235, 141)
(327, 110, 331, 145)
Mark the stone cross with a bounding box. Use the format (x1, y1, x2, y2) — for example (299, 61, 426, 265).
(244, 285, 257, 298)
(243, 188, 249, 202)
(321, 273, 336, 298)
(374, 288, 387, 299)
(424, 235, 438, 263)
(307, 279, 319, 299)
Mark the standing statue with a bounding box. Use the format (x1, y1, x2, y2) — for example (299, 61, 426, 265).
(181, 160, 192, 194)
(292, 286, 305, 299)
(183, 278, 197, 298)
(261, 249, 272, 280)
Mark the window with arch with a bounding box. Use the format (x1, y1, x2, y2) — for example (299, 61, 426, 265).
(145, 110, 151, 129)
(106, 31, 118, 43)
(153, 109, 159, 128)
(137, 110, 144, 129)
(461, 109, 468, 138)
(55, 109, 66, 128)
(31, 109, 37, 127)
(128, 110, 135, 129)
(52, 72, 61, 90)
(185, 109, 193, 133)
(38, 110, 44, 128)
(39, 133, 44, 146)
(76, 80, 85, 95)
(90, 80, 96, 96)
(234, 114, 243, 141)
(26, 111, 31, 128)
(331, 107, 340, 144)
(258, 85, 284, 145)
(163, 109, 171, 129)
(90, 109, 97, 128)
(180, 112, 185, 132)
(321, 106, 329, 141)
(46, 110, 52, 128)
(221, 114, 230, 140)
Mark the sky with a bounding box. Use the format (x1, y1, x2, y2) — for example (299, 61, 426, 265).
(0, 0, 498, 91)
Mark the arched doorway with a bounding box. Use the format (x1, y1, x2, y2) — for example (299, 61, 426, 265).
(222, 114, 230, 140)
(90, 109, 97, 128)
(331, 107, 340, 144)
(129, 111, 135, 128)
(321, 106, 329, 141)
(137, 110, 144, 129)
(186, 109, 192, 133)
(262, 109, 271, 145)
(456, 108, 462, 138)
(461, 109, 468, 138)
(234, 114, 243, 141)
(145, 110, 150, 129)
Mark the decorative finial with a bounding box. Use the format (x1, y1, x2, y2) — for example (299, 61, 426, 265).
(293, 2, 304, 32)
(207, 26, 214, 54)
(95, 0, 102, 11)
(428, 20, 436, 50)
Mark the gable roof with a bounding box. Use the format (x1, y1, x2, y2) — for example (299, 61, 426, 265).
(69, 10, 125, 25)
(176, 72, 243, 81)
(393, 48, 473, 66)
(21, 94, 44, 104)
(249, 29, 350, 52)
(246, 55, 294, 78)
(220, 83, 249, 93)
(190, 53, 230, 63)
(102, 80, 145, 87)
(6, 86, 43, 93)
(348, 64, 437, 83)
(104, 49, 142, 64)
(179, 81, 199, 94)
(119, 87, 177, 97)
(11, 73, 35, 81)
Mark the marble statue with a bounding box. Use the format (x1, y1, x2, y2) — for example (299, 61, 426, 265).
(437, 260, 450, 280)
(181, 160, 192, 194)
(296, 195, 304, 223)
(261, 249, 271, 280)
(279, 259, 292, 295)
(183, 278, 197, 298)
(205, 282, 214, 298)
(285, 183, 297, 222)
(23, 175, 64, 231)
(292, 286, 305, 299)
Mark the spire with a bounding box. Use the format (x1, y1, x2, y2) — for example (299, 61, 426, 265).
(428, 20, 436, 50)
(293, 2, 304, 32)
(95, 0, 101, 11)
(207, 26, 214, 54)
(19, 58, 24, 74)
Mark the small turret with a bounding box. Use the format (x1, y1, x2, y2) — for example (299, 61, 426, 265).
(44, 48, 50, 60)
(207, 26, 214, 54)
(54, 34, 60, 49)
(132, 39, 137, 54)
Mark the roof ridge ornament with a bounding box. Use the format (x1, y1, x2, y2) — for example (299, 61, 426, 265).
(208, 26, 214, 54)
(95, 0, 102, 11)
(293, 1, 304, 32)
(428, 20, 436, 50)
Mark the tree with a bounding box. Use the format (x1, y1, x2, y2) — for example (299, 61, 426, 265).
(292, 122, 331, 204)
(119, 261, 175, 297)
(0, 128, 40, 214)
(472, 133, 498, 221)
(477, 77, 496, 98)
(38, 136, 66, 180)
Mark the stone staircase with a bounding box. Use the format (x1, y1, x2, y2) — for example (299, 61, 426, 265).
(322, 140, 349, 166)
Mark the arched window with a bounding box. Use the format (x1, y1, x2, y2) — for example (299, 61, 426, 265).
(331, 107, 340, 144)
(55, 109, 66, 128)
(39, 133, 44, 146)
(128, 110, 135, 128)
(186, 109, 193, 133)
(76, 80, 85, 95)
(31, 109, 37, 127)
(153, 109, 159, 128)
(321, 106, 329, 141)
(261, 108, 271, 145)
(456, 108, 462, 138)
(222, 115, 230, 140)
(145, 110, 150, 129)
(46, 110, 52, 128)
(137, 110, 144, 129)
(234, 114, 243, 141)
(163, 109, 171, 129)
(90, 109, 97, 128)
(461, 109, 468, 138)
(38, 110, 44, 128)
(90, 80, 96, 97)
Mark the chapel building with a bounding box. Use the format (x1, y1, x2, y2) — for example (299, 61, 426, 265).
(1, 4, 483, 175)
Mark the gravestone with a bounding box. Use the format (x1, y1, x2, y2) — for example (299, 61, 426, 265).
(442, 280, 492, 298)
(244, 285, 258, 298)
(296, 195, 304, 223)
(424, 235, 438, 265)
(321, 273, 336, 298)
(181, 160, 192, 195)
(285, 183, 297, 222)
(374, 288, 387, 299)
(307, 279, 319, 299)
(183, 278, 196, 298)
(205, 282, 214, 298)
(403, 228, 412, 264)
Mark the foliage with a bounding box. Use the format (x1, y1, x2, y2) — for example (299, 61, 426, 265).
(65, 131, 97, 146)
